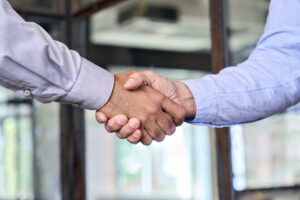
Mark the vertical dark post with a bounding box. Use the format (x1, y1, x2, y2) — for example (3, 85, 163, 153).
(60, 0, 86, 199)
(210, 0, 234, 200)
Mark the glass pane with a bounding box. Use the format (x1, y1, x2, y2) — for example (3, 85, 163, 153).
(0, 100, 60, 200)
(228, 0, 268, 65)
(27, 16, 67, 42)
(232, 111, 300, 190)
(238, 189, 300, 200)
(0, 89, 34, 199)
(34, 102, 60, 199)
(89, 0, 211, 70)
(91, 0, 210, 51)
(86, 67, 215, 200)
(0, 65, 60, 200)
(227, 0, 300, 192)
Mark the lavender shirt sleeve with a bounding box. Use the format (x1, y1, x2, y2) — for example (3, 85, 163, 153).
(0, 0, 114, 110)
(183, 0, 300, 127)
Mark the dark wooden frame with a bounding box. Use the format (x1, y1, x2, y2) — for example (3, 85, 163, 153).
(60, 1, 124, 199)
(210, 0, 234, 199)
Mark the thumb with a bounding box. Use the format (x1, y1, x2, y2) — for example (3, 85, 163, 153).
(124, 72, 150, 90)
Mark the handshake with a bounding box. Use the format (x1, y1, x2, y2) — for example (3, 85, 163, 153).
(96, 70, 196, 145)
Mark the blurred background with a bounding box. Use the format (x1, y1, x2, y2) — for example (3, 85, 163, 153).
(1, 0, 300, 199)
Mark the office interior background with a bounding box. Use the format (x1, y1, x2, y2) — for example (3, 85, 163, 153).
(1, 0, 300, 199)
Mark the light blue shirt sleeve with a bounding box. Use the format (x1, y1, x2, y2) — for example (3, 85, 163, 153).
(0, 0, 114, 110)
(183, 0, 300, 127)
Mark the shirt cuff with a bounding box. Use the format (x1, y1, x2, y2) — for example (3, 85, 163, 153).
(182, 76, 218, 125)
(60, 58, 114, 110)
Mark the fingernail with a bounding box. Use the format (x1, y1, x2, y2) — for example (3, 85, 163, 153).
(124, 79, 135, 88)
(116, 117, 126, 125)
(167, 127, 176, 135)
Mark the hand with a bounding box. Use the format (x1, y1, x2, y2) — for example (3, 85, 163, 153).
(97, 71, 186, 145)
(96, 71, 196, 143)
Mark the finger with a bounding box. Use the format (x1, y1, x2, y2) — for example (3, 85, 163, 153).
(96, 112, 108, 123)
(155, 113, 176, 136)
(104, 115, 128, 133)
(161, 98, 186, 126)
(145, 120, 165, 142)
(116, 118, 141, 139)
(141, 128, 153, 146)
(127, 129, 142, 144)
(124, 73, 149, 90)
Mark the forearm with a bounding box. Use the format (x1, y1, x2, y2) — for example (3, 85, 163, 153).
(0, 0, 113, 109)
(184, 54, 300, 127)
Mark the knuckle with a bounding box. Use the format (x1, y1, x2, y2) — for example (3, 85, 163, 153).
(123, 127, 134, 135)
(147, 106, 159, 115)
(107, 124, 118, 131)
(139, 116, 147, 124)
(119, 128, 130, 136)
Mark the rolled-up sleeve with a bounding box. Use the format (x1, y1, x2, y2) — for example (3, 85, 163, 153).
(0, 0, 114, 110)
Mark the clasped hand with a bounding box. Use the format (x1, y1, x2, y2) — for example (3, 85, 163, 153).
(98, 71, 188, 145)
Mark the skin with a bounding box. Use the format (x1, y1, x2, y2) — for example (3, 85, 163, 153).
(98, 71, 186, 145)
(96, 71, 196, 144)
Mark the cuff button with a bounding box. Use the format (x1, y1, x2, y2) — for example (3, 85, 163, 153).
(24, 89, 31, 97)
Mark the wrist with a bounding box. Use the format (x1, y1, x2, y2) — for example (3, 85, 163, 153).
(174, 81, 196, 119)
